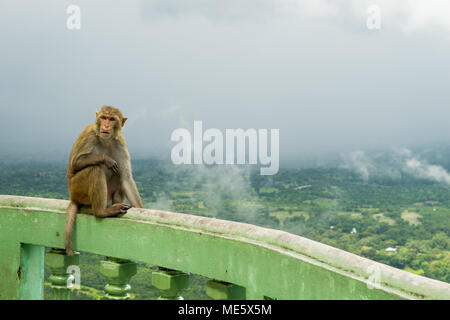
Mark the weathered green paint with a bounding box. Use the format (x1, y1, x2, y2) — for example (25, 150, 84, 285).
(152, 268, 190, 300)
(0, 195, 449, 300)
(206, 280, 246, 300)
(100, 257, 137, 300)
(45, 249, 80, 300)
(19, 244, 45, 300)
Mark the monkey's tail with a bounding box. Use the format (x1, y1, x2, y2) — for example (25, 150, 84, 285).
(65, 201, 78, 256)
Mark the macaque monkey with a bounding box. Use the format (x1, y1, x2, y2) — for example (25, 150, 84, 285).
(65, 106, 144, 256)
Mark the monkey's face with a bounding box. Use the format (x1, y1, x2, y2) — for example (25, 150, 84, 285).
(95, 106, 128, 140)
(98, 114, 118, 139)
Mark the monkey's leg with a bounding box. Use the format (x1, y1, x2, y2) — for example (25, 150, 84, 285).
(65, 201, 79, 256)
(121, 178, 144, 208)
(88, 166, 131, 217)
(112, 189, 125, 204)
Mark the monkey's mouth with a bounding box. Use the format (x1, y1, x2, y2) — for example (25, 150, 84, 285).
(101, 131, 111, 137)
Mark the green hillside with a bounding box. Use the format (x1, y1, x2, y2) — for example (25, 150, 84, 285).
(0, 160, 448, 299)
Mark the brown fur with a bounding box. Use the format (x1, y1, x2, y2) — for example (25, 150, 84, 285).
(65, 106, 143, 256)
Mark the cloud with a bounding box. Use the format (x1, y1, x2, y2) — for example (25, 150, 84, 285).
(341, 148, 450, 185)
(1, 0, 450, 162)
(405, 158, 450, 185)
(148, 164, 261, 221)
(395, 0, 450, 34)
(142, 0, 450, 35)
(341, 150, 374, 181)
(142, 0, 334, 20)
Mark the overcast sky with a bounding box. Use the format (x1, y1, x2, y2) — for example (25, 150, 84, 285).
(1, 0, 450, 165)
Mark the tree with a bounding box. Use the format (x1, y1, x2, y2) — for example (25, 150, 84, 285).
(431, 232, 449, 250)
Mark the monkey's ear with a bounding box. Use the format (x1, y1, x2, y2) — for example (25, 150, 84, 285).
(122, 117, 128, 127)
(96, 111, 99, 118)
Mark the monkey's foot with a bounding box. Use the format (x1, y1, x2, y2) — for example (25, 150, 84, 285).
(108, 203, 132, 216)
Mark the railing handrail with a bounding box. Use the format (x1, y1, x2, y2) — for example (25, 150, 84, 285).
(0, 195, 449, 300)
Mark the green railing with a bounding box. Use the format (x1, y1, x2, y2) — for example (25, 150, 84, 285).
(0, 195, 449, 300)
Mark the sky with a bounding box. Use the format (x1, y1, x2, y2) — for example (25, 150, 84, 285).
(1, 0, 450, 166)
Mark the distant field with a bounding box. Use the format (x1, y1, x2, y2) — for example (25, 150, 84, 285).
(373, 213, 396, 226)
(401, 210, 422, 226)
(270, 210, 310, 226)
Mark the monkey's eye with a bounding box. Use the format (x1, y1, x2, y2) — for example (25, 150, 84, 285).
(100, 116, 107, 120)
(110, 117, 115, 121)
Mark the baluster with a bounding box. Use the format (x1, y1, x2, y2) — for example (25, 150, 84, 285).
(206, 280, 246, 300)
(45, 248, 80, 300)
(100, 257, 137, 300)
(151, 267, 190, 300)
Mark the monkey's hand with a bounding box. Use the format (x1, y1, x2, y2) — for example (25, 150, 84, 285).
(103, 155, 120, 176)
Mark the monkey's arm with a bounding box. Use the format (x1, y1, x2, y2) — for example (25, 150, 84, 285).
(72, 153, 104, 172)
(72, 153, 119, 175)
(69, 126, 110, 174)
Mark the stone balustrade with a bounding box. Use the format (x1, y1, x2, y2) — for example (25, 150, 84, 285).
(0, 195, 449, 300)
